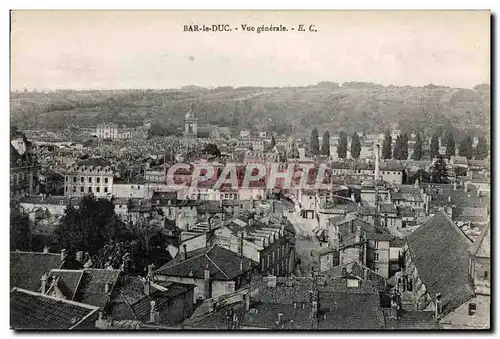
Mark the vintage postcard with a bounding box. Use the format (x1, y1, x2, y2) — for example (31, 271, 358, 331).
(10, 10, 490, 330)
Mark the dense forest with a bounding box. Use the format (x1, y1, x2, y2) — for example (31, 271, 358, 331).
(10, 82, 490, 139)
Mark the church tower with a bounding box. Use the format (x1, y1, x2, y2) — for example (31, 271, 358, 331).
(184, 104, 198, 137)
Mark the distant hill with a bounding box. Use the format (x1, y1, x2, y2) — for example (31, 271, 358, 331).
(10, 83, 490, 139)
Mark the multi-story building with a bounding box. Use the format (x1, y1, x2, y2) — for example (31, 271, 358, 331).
(212, 212, 296, 277)
(63, 158, 114, 197)
(96, 123, 118, 139)
(10, 131, 40, 198)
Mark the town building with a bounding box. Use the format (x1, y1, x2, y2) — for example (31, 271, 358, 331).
(402, 212, 490, 329)
(63, 158, 114, 197)
(154, 244, 257, 303)
(11, 131, 40, 198)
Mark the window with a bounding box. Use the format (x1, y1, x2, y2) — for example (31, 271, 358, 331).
(104, 178, 108, 184)
(88, 187, 92, 193)
(81, 177, 84, 183)
(374, 241, 379, 249)
(97, 177, 100, 183)
(347, 279, 359, 288)
(468, 303, 477, 316)
(80, 187, 84, 193)
(484, 271, 488, 280)
(374, 268, 380, 273)
(104, 187, 108, 193)
(374, 252, 379, 262)
(96, 187, 100, 193)
(73, 186, 76, 192)
(89, 177, 92, 183)
(65, 186, 68, 192)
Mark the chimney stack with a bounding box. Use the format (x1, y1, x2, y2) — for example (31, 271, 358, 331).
(144, 276, 151, 296)
(244, 293, 250, 311)
(104, 282, 110, 294)
(61, 249, 67, 261)
(277, 313, 283, 326)
(204, 265, 211, 299)
(464, 181, 469, 193)
(150, 301, 159, 324)
(41, 273, 48, 294)
(375, 144, 381, 181)
(453, 181, 457, 191)
(76, 251, 83, 263)
(183, 244, 188, 260)
(311, 301, 318, 319)
(43, 246, 50, 254)
(435, 293, 443, 319)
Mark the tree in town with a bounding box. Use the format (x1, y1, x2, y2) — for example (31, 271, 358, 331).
(310, 128, 320, 156)
(401, 133, 409, 160)
(54, 195, 126, 256)
(321, 130, 331, 157)
(412, 132, 423, 160)
(350, 133, 361, 160)
(458, 135, 474, 160)
(202, 143, 221, 157)
(444, 131, 455, 159)
(10, 205, 32, 251)
(270, 135, 276, 150)
(475, 136, 489, 160)
(337, 131, 348, 159)
(382, 131, 392, 159)
(429, 133, 440, 159)
(393, 135, 402, 160)
(430, 155, 449, 183)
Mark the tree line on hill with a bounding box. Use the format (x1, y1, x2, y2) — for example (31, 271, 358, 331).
(308, 129, 489, 161)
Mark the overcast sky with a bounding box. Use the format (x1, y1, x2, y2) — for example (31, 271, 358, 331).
(11, 10, 490, 90)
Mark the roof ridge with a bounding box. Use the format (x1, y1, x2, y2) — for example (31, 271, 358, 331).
(11, 287, 100, 310)
(440, 210, 473, 243)
(205, 252, 230, 280)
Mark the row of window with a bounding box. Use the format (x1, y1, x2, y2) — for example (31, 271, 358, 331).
(68, 176, 110, 184)
(65, 186, 109, 194)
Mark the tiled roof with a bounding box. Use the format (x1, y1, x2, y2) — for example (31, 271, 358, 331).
(48, 269, 85, 300)
(382, 310, 442, 329)
(77, 269, 122, 308)
(10, 251, 67, 292)
(380, 203, 397, 214)
(76, 158, 111, 167)
(318, 291, 384, 329)
(469, 223, 490, 258)
(155, 245, 257, 281)
(406, 211, 475, 315)
(242, 302, 314, 329)
(10, 288, 99, 330)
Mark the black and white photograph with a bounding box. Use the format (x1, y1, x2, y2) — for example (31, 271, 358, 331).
(9, 10, 491, 330)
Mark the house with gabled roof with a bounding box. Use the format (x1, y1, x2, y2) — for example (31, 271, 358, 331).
(154, 244, 258, 304)
(402, 211, 489, 329)
(11, 287, 100, 330)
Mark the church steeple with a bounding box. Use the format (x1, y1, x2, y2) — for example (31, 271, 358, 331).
(184, 103, 198, 137)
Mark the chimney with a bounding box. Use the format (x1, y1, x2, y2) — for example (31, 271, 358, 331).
(43, 246, 50, 254)
(448, 196, 452, 203)
(464, 182, 469, 193)
(435, 293, 443, 319)
(61, 249, 67, 261)
(277, 313, 283, 326)
(239, 232, 244, 256)
(293, 302, 297, 309)
(240, 260, 243, 272)
(76, 251, 83, 263)
(311, 301, 318, 319)
(453, 181, 457, 191)
(150, 300, 158, 324)
(144, 276, 151, 296)
(244, 293, 251, 311)
(375, 144, 380, 180)
(182, 244, 188, 260)
(104, 282, 110, 294)
(41, 273, 48, 294)
(204, 265, 211, 299)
